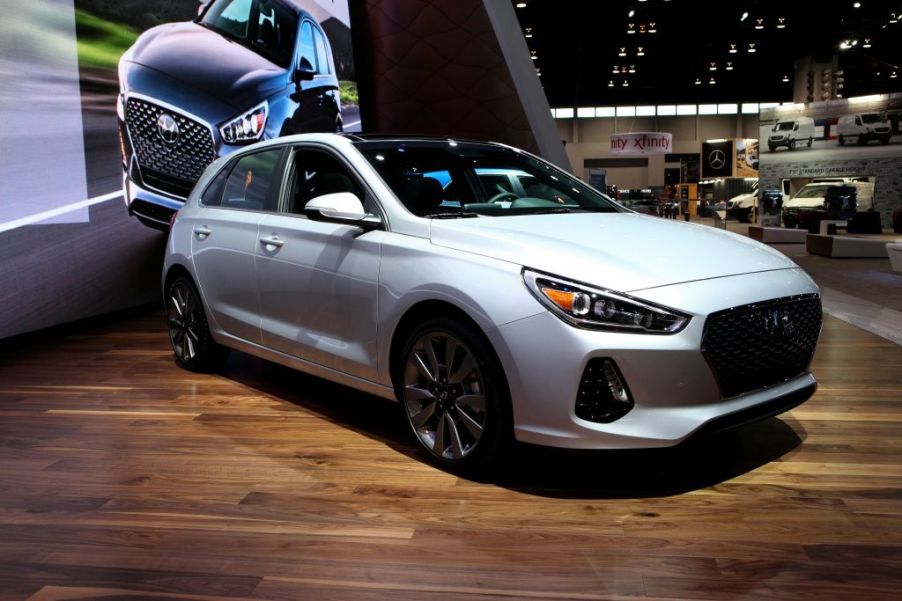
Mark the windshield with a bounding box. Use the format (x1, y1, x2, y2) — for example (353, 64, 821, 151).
(861, 113, 886, 124)
(200, 0, 297, 69)
(794, 185, 832, 199)
(773, 121, 795, 131)
(354, 141, 623, 218)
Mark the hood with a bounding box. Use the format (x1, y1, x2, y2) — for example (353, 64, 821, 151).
(728, 192, 756, 207)
(430, 213, 797, 293)
(123, 22, 287, 112)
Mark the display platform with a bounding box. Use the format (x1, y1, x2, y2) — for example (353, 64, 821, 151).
(807, 233, 901, 258)
(748, 225, 808, 244)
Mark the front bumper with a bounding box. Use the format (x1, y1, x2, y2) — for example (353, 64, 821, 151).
(488, 268, 820, 449)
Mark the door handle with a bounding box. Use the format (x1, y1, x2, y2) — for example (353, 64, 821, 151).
(193, 226, 212, 239)
(259, 235, 284, 249)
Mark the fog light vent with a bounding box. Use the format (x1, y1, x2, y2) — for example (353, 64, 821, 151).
(575, 358, 634, 423)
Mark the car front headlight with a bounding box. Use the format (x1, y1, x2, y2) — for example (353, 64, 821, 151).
(523, 269, 690, 334)
(220, 101, 268, 144)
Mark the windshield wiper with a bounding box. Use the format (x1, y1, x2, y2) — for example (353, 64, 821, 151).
(427, 212, 481, 219)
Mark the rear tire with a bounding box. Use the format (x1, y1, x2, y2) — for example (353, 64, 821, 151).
(166, 276, 229, 372)
(395, 318, 509, 471)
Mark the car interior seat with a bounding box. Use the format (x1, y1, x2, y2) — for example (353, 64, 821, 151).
(404, 177, 445, 215)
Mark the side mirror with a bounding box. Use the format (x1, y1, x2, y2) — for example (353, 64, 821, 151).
(293, 59, 316, 84)
(305, 192, 381, 229)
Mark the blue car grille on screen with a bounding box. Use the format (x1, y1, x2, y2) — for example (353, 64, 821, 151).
(702, 294, 822, 398)
(125, 98, 216, 198)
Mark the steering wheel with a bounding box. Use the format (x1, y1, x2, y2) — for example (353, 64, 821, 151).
(489, 192, 519, 203)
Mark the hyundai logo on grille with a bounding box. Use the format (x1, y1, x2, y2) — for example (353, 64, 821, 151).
(157, 113, 180, 145)
(763, 308, 794, 338)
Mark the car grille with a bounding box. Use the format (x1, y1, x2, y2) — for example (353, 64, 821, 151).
(702, 295, 821, 398)
(125, 98, 216, 198)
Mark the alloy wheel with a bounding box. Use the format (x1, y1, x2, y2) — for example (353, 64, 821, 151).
(168, 281, 201, 364)
(403, 331, 487, 461)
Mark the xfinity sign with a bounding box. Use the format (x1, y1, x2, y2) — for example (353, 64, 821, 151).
(610, 132, 672, 155)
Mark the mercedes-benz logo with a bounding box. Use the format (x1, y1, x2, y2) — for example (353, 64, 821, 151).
(157, 113, 180, 145)
(763, 308, 794, 338)
(708, 149, 726, 170)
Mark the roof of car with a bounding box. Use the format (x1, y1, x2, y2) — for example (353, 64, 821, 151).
(341, 133, 504, 148)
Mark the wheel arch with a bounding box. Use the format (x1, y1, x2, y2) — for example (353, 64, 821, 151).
(387, 299, 507, 394)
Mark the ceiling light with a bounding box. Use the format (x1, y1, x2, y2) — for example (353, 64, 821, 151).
(741, 11, 749, 21)
(648, 22, 657, 33)
(853, 2, 861, 7)
(608, 80, 615, 87)
(637, 46, 645, 56)
(619, 47, 627, 56)
(695, 78, 701, 85)
(863, 38, 872, 47)
(729, 43, 738, 53)
(840, 40, 852, 50)
(628, 65, 636, 73)
(639, 24, 647, 33)
(726, 62, 734, 71)
(524, 27, 533, 38)
(782, 74, 790, 82)
(748, 43, 757, 53)
(627, 23, 636, 33)
(516, 2, 527, 8)
(709, 77, 716, 84)
(777, 17, 786, 29)
(613, 66, 620, 74)
(623, 80, 629, 87)
(755, 18, 764, 29)
(893, 72, 899, 79)
(628, 9, 635, 17)
(891, 13, 898, 23)
(710, 62, 717, 71)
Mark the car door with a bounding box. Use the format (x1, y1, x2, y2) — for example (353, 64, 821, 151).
(255, 146, 384, 381)
(190, 146, 287, 345)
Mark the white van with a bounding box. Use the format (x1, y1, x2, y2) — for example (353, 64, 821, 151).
(726, 180, 789, 223)
(767, 116, 815, 152)
(836, 113, 892, 145)
(782, 180, 874, 227)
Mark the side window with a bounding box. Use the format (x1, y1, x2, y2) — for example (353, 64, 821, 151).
(312, 27, 330, 74)
(221, 148, 283, 212)
(212, 0, 251, 37)
(286, 149, 366, 215)
(298, 21, 316, 72)
(200, 164, 230, 207)
(520, 175, 575, 205)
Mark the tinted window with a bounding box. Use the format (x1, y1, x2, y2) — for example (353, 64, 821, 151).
(221, 148, 283, 211)
(478, 173, 514, 197)
(356, 142, 621, 218)
(200, 166, 230, 207)
(201, 0, 298, 68)
(313, 27, 330, 74)
(285, 149, 365, 215)
(298, 21, 316, 71)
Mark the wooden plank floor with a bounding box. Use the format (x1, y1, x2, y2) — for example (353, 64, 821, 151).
(0, 310, 900, 600)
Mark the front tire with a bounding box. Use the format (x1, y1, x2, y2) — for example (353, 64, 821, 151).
(396, 318, 509, 470)
(789, 139, 797, 150)
(838, 135, 845, 146)
(166, 276, 229, 372)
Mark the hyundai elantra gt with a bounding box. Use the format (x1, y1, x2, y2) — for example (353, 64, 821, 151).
(163, 134, 821, 468)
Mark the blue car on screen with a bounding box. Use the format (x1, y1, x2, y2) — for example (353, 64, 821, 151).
(117, 0, 342, 229)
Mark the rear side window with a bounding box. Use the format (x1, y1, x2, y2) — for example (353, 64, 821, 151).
(220, 148, 283, 212)
(200, 166, 229, 206)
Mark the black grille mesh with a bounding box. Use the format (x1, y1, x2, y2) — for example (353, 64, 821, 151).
(702, 295, 821, 398)
(125, 98, 216, 197)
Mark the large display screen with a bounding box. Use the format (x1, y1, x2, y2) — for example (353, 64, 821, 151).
(0, 0, 360, 338)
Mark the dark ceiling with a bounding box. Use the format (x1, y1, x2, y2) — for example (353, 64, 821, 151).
(513, 0, 902, 107)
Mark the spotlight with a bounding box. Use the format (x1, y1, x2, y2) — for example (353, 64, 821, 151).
(853, 2, 861, 7)
(608, 80, 615, 87)
(755, 18, 764, 29)
(637, 46, 645, 56)
(741, 11, 749, 21)
(623, 80, 629, 87)
(648, 22, 657, 33)
(695, 78, 701, 85)
(710, 62, 717, 71)
(619, 47, 627, 56)
(709, 77, 716, 84)
(748, 43, 757, 53)
(863, 38, 872, 47)
(782, 74, 790, 82)
(777, 17, 786, 29)
(729, 43, 738, 53)
(726, 62, 734, 70)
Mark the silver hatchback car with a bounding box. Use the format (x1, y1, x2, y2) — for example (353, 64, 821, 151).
(163, 134, 821, 468)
